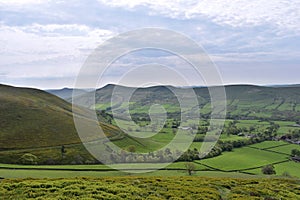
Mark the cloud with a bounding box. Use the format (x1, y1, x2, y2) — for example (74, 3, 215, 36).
(0, 0, 48, 6)
(99, 0, 300, 33)
(0, 0, 299, 88)
(0, 23, 115, 81)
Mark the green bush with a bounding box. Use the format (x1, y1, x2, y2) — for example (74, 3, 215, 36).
(18, 153, 38, 165)
(261, 164, 276, 175)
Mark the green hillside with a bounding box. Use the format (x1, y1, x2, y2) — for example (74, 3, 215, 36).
(0, 84, 125, 164)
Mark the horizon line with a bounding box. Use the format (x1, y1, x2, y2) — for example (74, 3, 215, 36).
(1, 82, 300, 91)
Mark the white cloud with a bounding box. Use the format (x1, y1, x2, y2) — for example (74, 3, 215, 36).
(0, 24, 115, 79)
(99, 0, 300, 33)
(0, 0, 299, 88)
(0, 0, 48, 6)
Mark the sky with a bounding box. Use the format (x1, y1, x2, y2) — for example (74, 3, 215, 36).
(0, 0, 299, 89)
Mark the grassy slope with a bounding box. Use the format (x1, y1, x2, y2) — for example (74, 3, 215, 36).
(0, 84, 126, 164)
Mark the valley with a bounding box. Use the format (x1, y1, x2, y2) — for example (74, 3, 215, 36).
(0, 84, 299, 180)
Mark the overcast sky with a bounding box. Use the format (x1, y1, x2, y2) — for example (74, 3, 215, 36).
(0, 0, 299, 89)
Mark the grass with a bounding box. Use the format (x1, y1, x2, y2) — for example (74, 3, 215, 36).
(0, 161, 206, 175)
(198, 147, 289, 171)
(269, 144, 300, 155)
(0, 168, 257, 179)
(248, 141, 289, 149)
(0, 163, 111, 170)
(244, 161, 300, 178)
(219, 134, 247, 141)
(0, 169, 126, 179)
(0, 85, 103, 149)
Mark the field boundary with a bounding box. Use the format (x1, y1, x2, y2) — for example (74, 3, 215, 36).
(263, 143, 291, 150)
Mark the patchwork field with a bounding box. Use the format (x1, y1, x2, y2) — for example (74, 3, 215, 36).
(198, 147, 289, 171)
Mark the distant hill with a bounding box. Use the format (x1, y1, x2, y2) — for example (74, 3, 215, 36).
(72, 84, 300, 122)
(46, 88, 88, 100)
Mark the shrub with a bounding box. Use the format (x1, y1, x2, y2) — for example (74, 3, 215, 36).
(261, 165, 276, 175)
(18, 153, 38, 165)
(291, 149, 300, 157)
(127, 145, 136, 153)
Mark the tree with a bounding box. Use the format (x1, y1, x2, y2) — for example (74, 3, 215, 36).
(291, 149, 300, 157)
(261, 164, 276, 175)
(249, 126, 255, 133)
(185, 162, 196, 175)
(61, 145, 66, 158)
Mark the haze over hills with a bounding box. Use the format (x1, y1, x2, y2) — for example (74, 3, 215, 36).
(46, 88, 89, 100)
(71, 84, 300, 122)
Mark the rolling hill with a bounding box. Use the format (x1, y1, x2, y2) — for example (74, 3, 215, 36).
(0, 84, 126, 164)
(72, 84, 300, 122)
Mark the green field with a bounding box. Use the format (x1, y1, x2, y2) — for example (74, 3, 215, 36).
(248, 141, 289, 149)
(244, 161, 300, 178)
(269, 144, 300, 155)
(0, 168, 255, 179)
(198, 147, 289, 172)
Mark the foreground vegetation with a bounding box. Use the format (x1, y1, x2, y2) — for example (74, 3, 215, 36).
(1, 176, 300, 199)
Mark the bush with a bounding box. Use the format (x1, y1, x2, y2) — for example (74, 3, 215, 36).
(127, 145, 136, 153)
(19, 153, 38, 165)
(282, 171, 291, 177)
(291, 149, 300, 157)
(261, 165, 276, 175)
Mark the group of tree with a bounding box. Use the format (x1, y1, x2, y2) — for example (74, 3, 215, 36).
(280, 129, 300, 141)
(291, 149, 300, 157)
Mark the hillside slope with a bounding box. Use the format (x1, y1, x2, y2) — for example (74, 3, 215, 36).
(0, 84, 121, 150)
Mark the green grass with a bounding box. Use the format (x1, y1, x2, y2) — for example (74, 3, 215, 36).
(0, 161, 206, 171)
(219, 134, 247, 141)
(0, 84, 120, 149)
(269, 144, 300, 155)
(244, 161, 300, 178)
(0, 169, 126, 179)
(0, 143, 98, 165)
(0, 168, 256, 179)
(248, 141, 289, 149)
(198, 147, 289, 171)
(0, 163, 111, 170)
